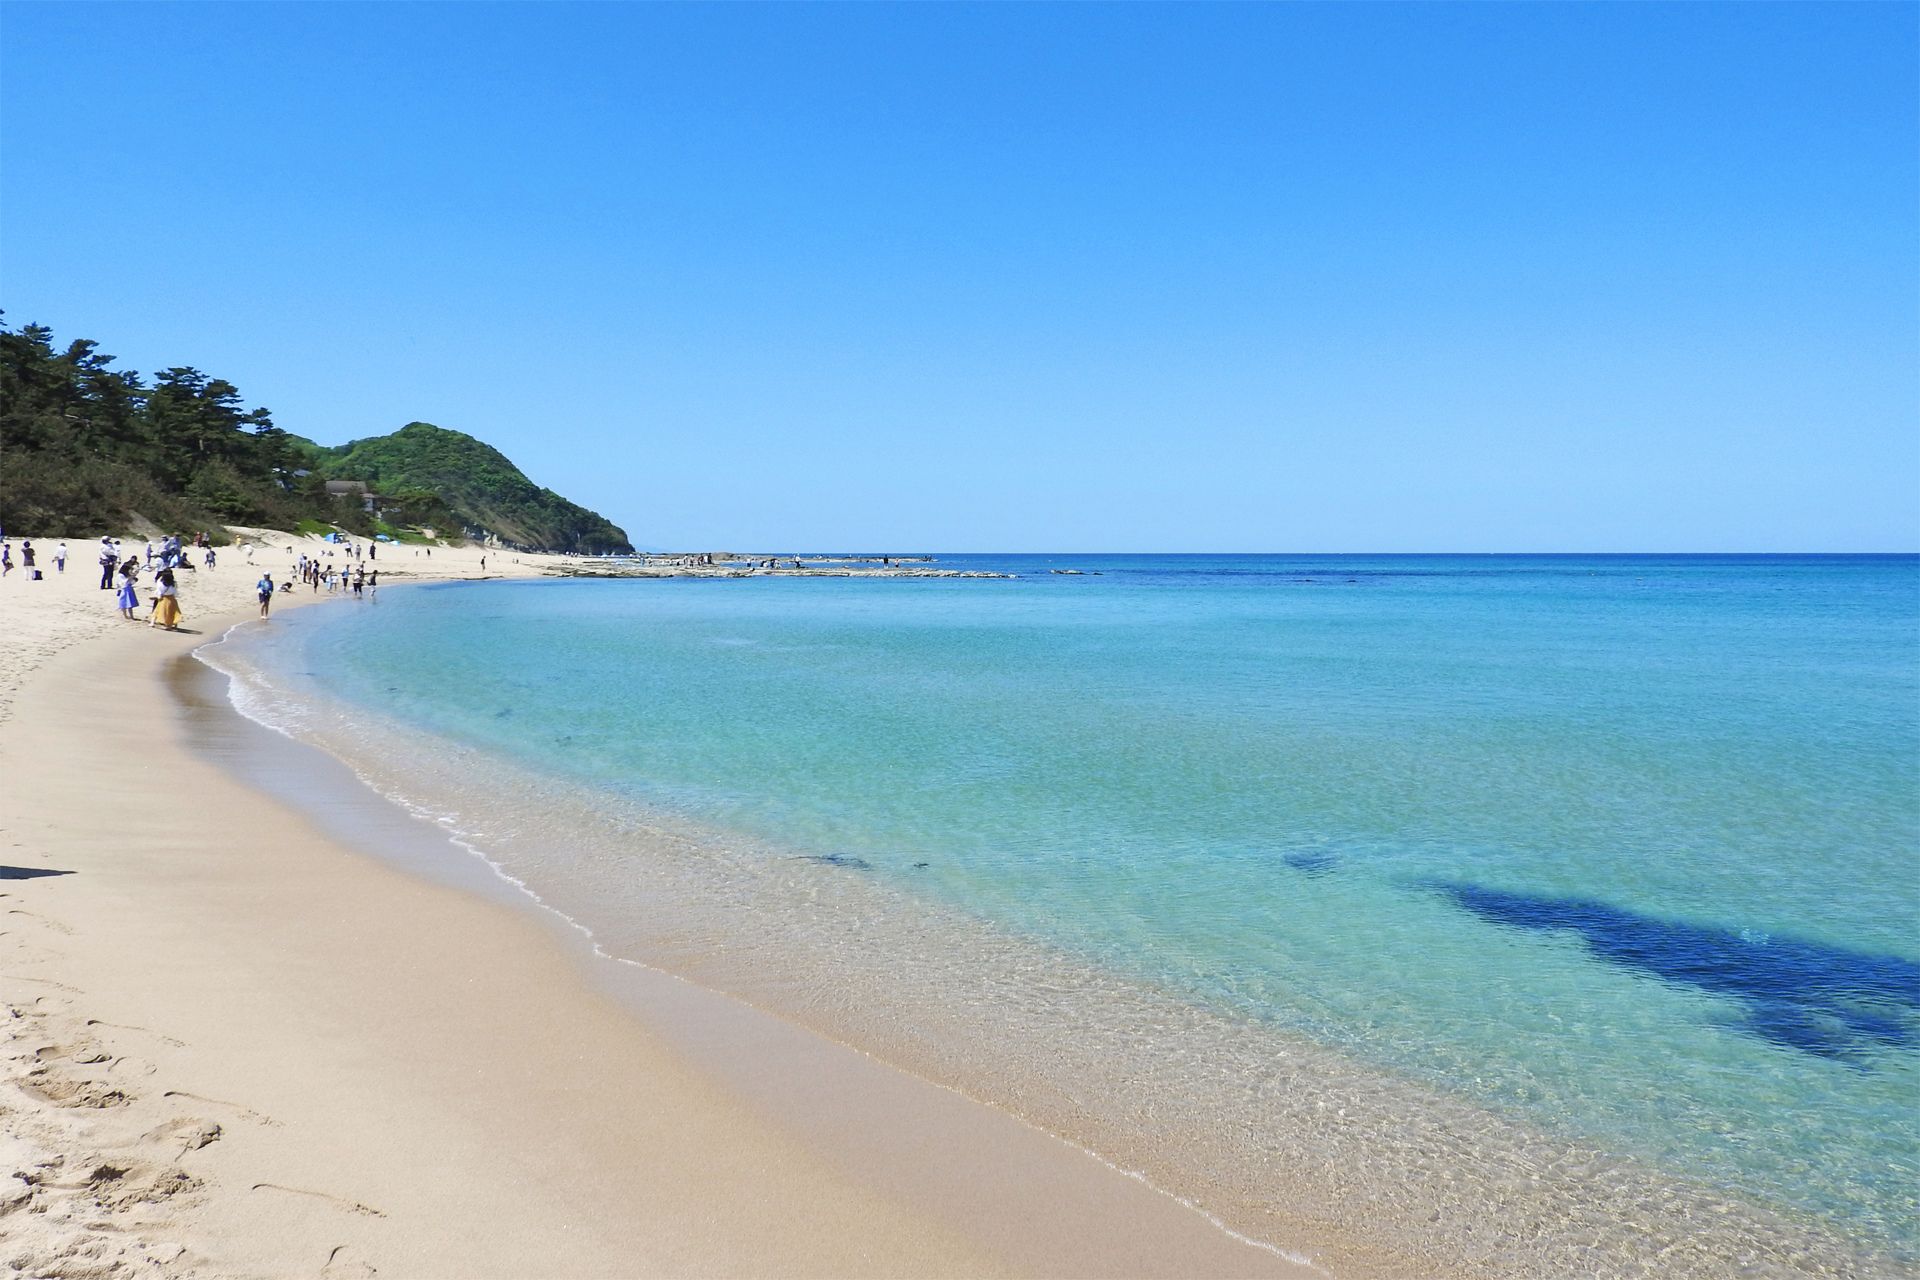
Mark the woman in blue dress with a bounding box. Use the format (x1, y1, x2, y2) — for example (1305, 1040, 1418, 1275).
(115, 565, 141, 620)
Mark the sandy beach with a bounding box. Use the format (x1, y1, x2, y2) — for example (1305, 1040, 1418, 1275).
(0, 536, 1312, 1278)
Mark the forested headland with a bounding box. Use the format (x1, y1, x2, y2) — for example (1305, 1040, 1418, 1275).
(0, 321, 632, 554)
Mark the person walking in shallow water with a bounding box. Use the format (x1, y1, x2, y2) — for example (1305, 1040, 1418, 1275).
(257, 573, 275, 617)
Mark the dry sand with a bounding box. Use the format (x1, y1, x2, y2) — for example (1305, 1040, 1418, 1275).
(0, 532, 1314, 1278)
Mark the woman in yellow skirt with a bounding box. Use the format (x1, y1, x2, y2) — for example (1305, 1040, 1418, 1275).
(150, 568, 183, 630)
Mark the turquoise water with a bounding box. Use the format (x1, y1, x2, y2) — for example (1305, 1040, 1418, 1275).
(237, 554, 1919, 1255)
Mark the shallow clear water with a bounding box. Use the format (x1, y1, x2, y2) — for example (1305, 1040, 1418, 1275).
(225, 554, 1920, 1258)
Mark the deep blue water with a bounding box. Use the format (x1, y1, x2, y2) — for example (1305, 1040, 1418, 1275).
(243, 553, 1920, 1248)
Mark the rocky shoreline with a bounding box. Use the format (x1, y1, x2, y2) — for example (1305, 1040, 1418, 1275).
(548, 554, 1015, 580)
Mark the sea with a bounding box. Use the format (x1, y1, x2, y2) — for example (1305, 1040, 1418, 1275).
(198, 553, 1919, 1275)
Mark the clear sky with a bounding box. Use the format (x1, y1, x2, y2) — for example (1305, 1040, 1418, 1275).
(4, 2, 1913, 552)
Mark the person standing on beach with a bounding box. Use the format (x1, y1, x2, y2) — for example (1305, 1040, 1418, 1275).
(150, 568, 182, 630)
(53, 542, 66, 573)
(116, 563, 142, 619)
(21, 542, 35, 572)
(98, 540, 118, 589)
(257, 573, 275, 617)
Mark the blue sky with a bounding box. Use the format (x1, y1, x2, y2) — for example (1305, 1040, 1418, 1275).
(4, 3, 1913, 551)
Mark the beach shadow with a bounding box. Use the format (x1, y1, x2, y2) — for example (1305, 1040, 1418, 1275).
(0, 867, 75, 880)
(1429, 880, 1920, 1067)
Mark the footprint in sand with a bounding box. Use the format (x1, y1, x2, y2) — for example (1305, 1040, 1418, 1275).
(142, 1117, 221, 1153)
(23, 1073, 134, 1109)
(251, 1182, 385, 1217)
(87, 1018, 187, 1049)
(1, 974, 82, 994)
(6, 907, 74, 934)
(162, 1090, 278, 1126)
(34, 1041, 111, 1065)
(322, 1244, 380, 1278)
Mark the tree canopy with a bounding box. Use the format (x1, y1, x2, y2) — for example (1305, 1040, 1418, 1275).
(0, 321, 632, 553)
(319, 423, 631, 555)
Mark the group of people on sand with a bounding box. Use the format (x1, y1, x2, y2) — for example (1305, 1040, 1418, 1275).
(0, 537, 68, 579)
(91, 537, 190, 629)
(60, 530, 235, 630)
(293, 551, 377, 599)
(2, 524, 404, 631)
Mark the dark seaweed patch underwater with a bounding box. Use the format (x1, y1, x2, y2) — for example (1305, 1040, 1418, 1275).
(1432, 882, 1920, 1067)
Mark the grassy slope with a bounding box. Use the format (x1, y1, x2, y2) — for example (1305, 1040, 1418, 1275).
(317, 422, 631, 555)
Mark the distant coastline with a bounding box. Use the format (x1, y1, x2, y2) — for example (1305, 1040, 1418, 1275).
(555, 552, 1015, 578)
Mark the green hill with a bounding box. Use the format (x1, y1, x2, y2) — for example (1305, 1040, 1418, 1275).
(317, 423, 631, 554)
(0, 321, 633, 553)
